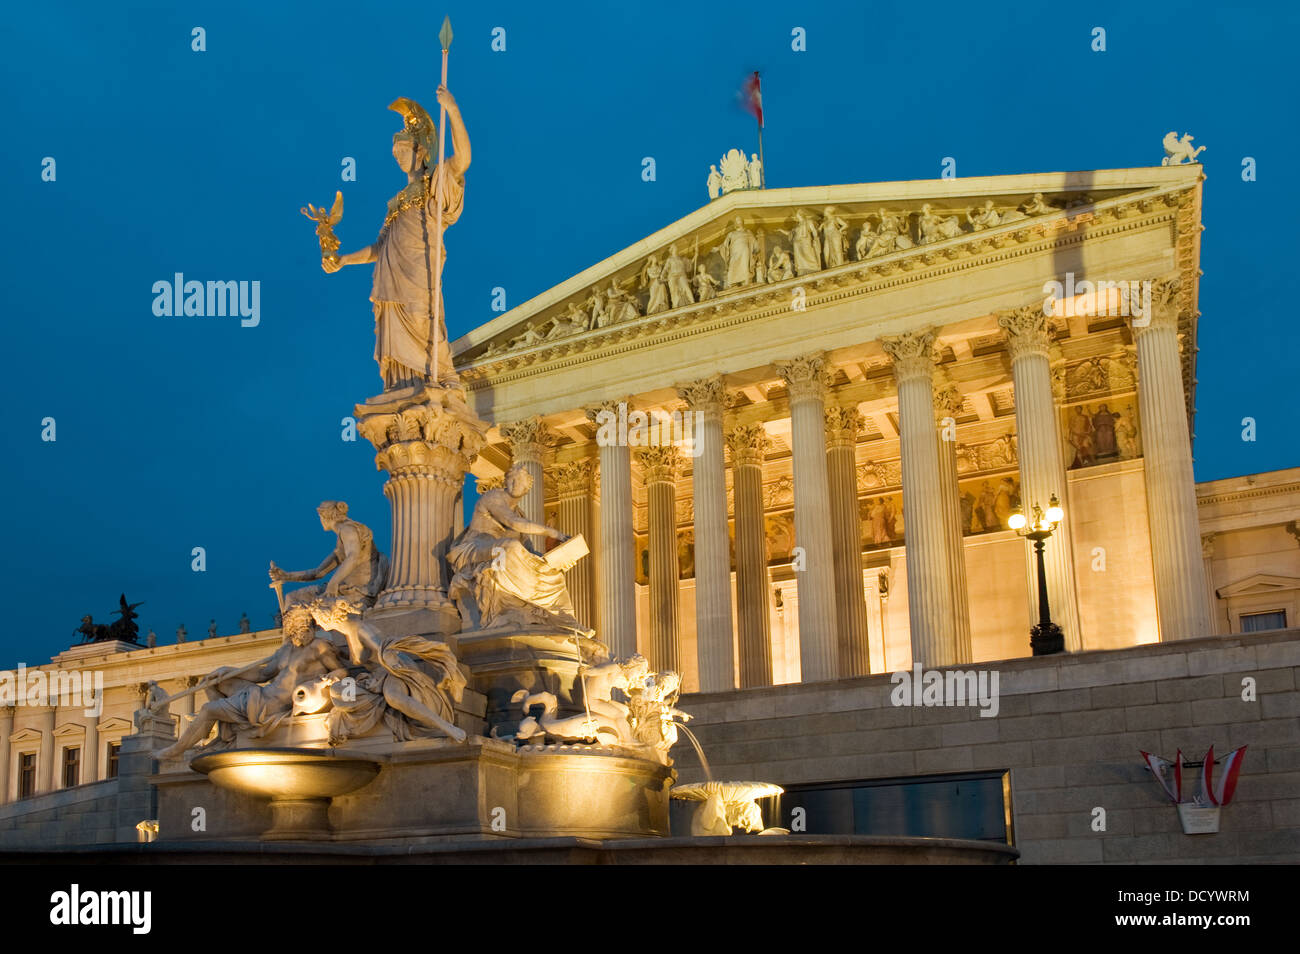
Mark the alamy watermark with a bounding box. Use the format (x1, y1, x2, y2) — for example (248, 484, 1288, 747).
(0, 664, 104, 717)
(592, 401, 703, 457)
(890, 664, 1000, 717)
(1042, 272, 1150, 325)
(152, 273, 260, 327)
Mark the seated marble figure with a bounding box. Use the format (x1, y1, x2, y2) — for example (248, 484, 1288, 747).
(447, 465, 592, 636)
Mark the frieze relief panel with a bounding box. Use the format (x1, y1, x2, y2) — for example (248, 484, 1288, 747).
(1061, 399, 1142, 470)
(465, 187, 1188, 369)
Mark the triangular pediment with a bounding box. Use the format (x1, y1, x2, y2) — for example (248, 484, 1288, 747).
(97, 717, 133, 734)
(53, 721, 87, 738)
(8, 727, 42, 744)
(1217, 574, 1300, 599)
(453, 165, 1201, 372)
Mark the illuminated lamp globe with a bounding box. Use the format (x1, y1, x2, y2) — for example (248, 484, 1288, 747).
(1008, 511, 1027, 531)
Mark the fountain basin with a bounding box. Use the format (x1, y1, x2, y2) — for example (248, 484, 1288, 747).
(192, 748, 382, 841)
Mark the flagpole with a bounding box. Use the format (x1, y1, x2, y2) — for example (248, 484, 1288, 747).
(430, 16, 453, 385)
(757, 123, 765, 189)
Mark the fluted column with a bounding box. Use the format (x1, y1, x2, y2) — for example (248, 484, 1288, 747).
(356, 390, 488, 627)
(639, 445, 683, 672)
(678, 376, 736, 692)
(83, 716, 99, 783)
(997, 306, 1083, 651)
(726, 423, 774, 687)
(0, 706, 13, 803)
(501, 417, 553, 554)
(825, 405, 871, 676)
(1202, 534, 1219, 636)
(775, 354, 839, 682)
(1129, 278, 1213, 640)
(934, 384, 974, 663)
(882, 331, 957, 667)
(586, 400, 637, 659)
(39, 706, 55, 793)
(555, 459, 596, 629)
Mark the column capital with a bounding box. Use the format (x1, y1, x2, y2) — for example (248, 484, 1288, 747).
(676, 375, 731, 418)
(774, 353, 831, 403)
(583, 397, 633, 425)
(825, 404, 865, 449)
(1201, 532, 1217, 559)
(637, 445, 684, 484)
(1127, 276, 1182, 338)
(996, 305, 1053, 361)
(881, 329, 938, 384)
(725, 423, 772, 467)
(500, 416, 555, 464)
(554, 459, 594, 498)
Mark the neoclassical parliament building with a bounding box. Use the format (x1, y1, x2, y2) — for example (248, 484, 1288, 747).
(4, 160, 1299, 863)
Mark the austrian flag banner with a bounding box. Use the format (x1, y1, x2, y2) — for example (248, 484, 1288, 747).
(1140, 749, 1183, 803)
(1201, 745, 1248, 806)
(742, 71, 763, 127)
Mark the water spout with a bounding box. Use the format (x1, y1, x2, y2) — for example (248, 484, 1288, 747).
(675, 722, 713, 782)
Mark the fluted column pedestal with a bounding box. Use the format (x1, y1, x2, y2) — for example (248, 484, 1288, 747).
(639, 446, 683, 672)
(825, 406, 871, 676)
(1130, 280, 1213, 640)
(935, 385, 974, 664)
(501, 417, 553, 553)
(775, 354, 840, 683)
(587, 400, 638, 659)
(356, 385, 489, 634)
(555, 460, 596, 630)
(727, 424, 774, 687)
(883, 331, 957, 667)
(998, 307, 1083, 652)
(679, 377, 735, 692)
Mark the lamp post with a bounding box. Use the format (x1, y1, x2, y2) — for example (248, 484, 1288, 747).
(1009, 494, 1065, 656)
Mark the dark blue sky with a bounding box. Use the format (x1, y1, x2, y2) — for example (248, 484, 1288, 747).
(1, 1, 1295, 664)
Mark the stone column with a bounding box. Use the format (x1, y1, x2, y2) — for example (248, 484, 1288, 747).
(84, 716, 99, 783)
(1128, 278, 1213, 640)
(935, 384, 974, 664)
(0, 706, 12, 804)
(501, 417, 553, 553)
(1202, 534, 1219, 636)
(997, 306, 1083, 651)
(356, 389, 489, 633)
(775, 354, 840, 682)
(555, 459, 596, 629)
(638, 446, 683, 672)
(678, 376, 736, 692)
(586, 400, 637, 659)
(882, 331, 957, 668)
(825, 405, 871, 676)
(726, 423, 774, 688)
(39, 706, 56, 793)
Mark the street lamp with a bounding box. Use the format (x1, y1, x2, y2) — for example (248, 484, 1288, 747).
(1008, 494, 1066, 656)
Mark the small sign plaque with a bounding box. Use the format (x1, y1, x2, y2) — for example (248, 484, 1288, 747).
(1177, 802, 1221, 835)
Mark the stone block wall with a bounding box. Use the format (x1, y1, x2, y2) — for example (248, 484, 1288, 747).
(674, 629, 1300, 863)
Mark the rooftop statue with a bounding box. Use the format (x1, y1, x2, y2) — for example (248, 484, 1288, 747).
(76, 594, 145, 644)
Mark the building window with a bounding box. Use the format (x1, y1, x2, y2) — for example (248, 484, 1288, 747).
(752, 770, 1013, 844)
(62, 747, 80, 788)
(18, 753, 36, 799)
(1240, 610, 1286, 633)
(106, 741, 121, 779)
